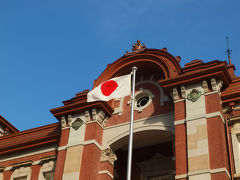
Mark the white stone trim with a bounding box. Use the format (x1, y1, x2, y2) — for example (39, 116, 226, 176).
(174, 119, 186, 126)
(113, 97, 124, 116)
(58, 146, 67, 151)
(205, 91, 221, 96)
(103, 113, 174, 149)
(32, 160, 41, 165)
(185, 111, 225, 124)
(206, 111, 225, 124)
(59, 140, 103, 151)
(86, 120, 104, 129)
(98, 170, 113, 179)
(174, 99, 185, 103)
(105, 113, 173, 130)
(176, 168, 231, 179)
(62, 127, 70, 130)
(83, 140, 102, 150)
(5, 166, 12, 171)
(0, 146, 57, 163)
(175, 173, 187, 179)
(210, 168, 230, 178)
(186, 114, 206, 122)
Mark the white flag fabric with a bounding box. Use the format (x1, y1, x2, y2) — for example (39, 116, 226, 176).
(87, 74, 131, 102)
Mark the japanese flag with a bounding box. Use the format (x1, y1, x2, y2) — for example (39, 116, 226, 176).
(87, 74, 131, 102)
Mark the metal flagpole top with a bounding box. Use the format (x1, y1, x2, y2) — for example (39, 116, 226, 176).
(132, 66, 137, 71)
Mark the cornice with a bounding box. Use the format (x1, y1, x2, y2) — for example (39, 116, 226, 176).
(0, 123, 60, 155)
(50, 91, 113, 120)
(159, 62, 232, 94)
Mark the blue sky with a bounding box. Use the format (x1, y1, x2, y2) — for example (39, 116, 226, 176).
(0, 0, 239, 131)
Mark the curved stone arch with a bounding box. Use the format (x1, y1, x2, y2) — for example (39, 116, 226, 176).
(136, 80, 169, 106)
(93, 49, 182, 88)
(102, 113, 174, 150)
(108, 126, 173, 149)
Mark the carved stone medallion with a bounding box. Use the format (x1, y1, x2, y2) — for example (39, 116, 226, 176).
(187, 89, 202, 102)
(72, 118, 83, 130)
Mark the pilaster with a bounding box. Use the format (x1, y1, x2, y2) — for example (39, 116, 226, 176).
(79, 109, 110, 180)
(98, 148, 117, 180)
(62, 114, 86, 180)
(54, 116, 70, 180)
(30, 164, 41, 180)
(173, 93, 188, 180)
(171, 78, 230, 180)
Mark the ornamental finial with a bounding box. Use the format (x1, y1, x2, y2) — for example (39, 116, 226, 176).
(132, 40, 146, 51)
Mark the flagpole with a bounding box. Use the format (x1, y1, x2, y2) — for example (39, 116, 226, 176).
(126, 66, 137, 180)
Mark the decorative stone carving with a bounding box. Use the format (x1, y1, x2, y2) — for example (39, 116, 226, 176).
(0, 125, 11, 136)
(100, 148, 117, 165)
(129, 88, 155, 112)
(172, 88, 179, 101)
(132, 40, 146, 51)
(98, 111, 105, 124)
(85, 110, 90, 122)
(92, 109, 97, 121)
(90, 109, 109, 127)
(211, 79, 223, 92)
(180, 86, 186, 98)
(11, 165, 32, 180)
(202, 80, 209, 93)
(211, 78, 217, 91)
(218, 80, 223, 92)
(68, 115, 73, 127)
(0, 125, 4, 136)
(41, 160, 55, 170)
(102, 117, 108, 127)
(187, 89, 202, 102)
(61, 116, 67, 128)
(113, 98, 124, 116)
(38, 158, 56, 180)
(124, 40, 146, 56)
(72, 118, 83, 130)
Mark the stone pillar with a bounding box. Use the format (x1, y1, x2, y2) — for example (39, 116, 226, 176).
(173, 79, 230, 180)
(172, 88, 188, 180)
(98, 148, 117, 180)
(79, 119, 103, 180)
(205, 79, 230, 180)
(62, 115, 86, 180)
(54, 116, 70, 180)
(30, 164, 41, 180)
(2, 170, 12, 180)
(185, 83, 211, 180)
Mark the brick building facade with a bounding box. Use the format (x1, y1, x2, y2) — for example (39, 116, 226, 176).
(0, 42, 240, 180)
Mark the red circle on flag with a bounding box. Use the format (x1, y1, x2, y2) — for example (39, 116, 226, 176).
(101, 80, 118, 96)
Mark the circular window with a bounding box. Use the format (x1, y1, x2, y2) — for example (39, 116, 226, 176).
(134, 88, 154, 112)
(136, 96, 150, 107)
